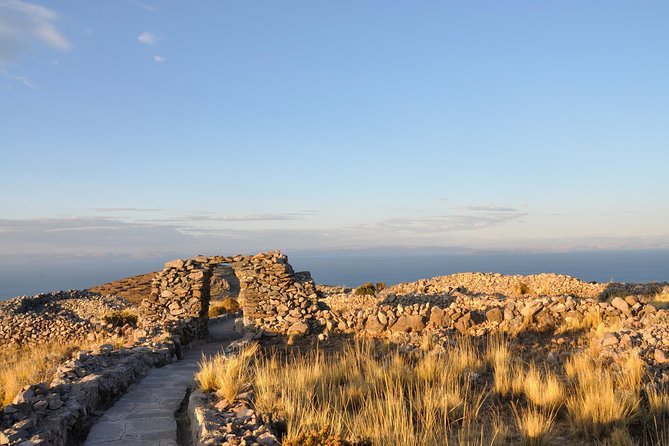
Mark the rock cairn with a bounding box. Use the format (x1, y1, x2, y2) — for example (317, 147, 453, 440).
(0, 291, 129, 347)
(138, 251, 320, 345)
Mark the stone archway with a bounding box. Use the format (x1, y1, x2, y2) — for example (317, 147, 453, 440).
(138, 251, 321, 347)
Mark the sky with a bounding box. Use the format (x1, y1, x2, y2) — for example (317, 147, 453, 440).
(1, 0, 669, 265)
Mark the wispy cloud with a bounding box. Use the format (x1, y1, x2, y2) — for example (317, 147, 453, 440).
(0, 67, 35, 89)
(150, 212, 315, 225)
(462, 205, 519, 212)
(90, 207, 164, 213)
(0, 0, 71, 61)
(362, 210, 526, 235)
(137, 31, 159, 46)
(0, 215, 667, 260)
(128, 0, 156, 12)
(152, 55, 165, 63)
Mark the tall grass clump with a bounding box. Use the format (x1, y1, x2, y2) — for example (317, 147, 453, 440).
(486, 335, 514, 397)
(511, 402, 556, 446)
(196, 343, 258, 403)
(522, 364, 565, 412)
(0, 343, 80, 407)
(252, 338, 498, 446)
(565, 351, 640, 439)
(0, 336, 130, 408)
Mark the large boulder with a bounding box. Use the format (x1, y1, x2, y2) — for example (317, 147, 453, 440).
(428, 307, 451, 328)
(389, 315, 425, 333)
(364, 316, 386, 335)
(485, 308, 504, 323)
(287, 321, 310, 337)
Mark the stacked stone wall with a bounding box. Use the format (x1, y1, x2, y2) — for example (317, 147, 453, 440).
(0, 291, 130, 347)
(138, 251, 321, 342)
(0, 344, 173, 445)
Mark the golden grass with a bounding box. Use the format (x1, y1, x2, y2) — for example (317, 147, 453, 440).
(511, 402, 556, 446)
(0, 343, 77, 407)
(649, 288, 669, 310)
(102, 309, 138, 327)
(0, 335, 130, 408)
(557, 309, 603, 333)
(196, 342, 258, 403)
(522, 364, 565, 411)
(646, 384, 669, 418)
(208, 297, 241, 318)
(194, 330, 669, 445)
(486, 335, 515, 397)
(252, 338, 499, 446)
(565, 351, 641, 439)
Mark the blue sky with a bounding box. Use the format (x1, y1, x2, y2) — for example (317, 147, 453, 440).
(1, 0, 668, 262)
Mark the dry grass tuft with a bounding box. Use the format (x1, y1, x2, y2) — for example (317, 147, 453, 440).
(646, 384, 669, 418)
(196, 343, 258, 403)
(565, 351, 640, 439)
(252, 338, 499, 445)
(522, 364, 565, 411)
(486, 335, 515, 397)
(557, 309, 603, 334)
(0, 336, 130, 408)
(511, 402, 556, 446)
(604, 426, 636, 446)
(208, 298, 241, 317)
(515, 282, 531, 295)
(102, 309, 138, 327)
(649, 287, 669, 309)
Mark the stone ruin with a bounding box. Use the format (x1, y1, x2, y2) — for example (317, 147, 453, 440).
(138, 250, 320, 348)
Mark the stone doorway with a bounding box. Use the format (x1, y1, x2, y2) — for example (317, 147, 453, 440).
(208, 264, 242, 315)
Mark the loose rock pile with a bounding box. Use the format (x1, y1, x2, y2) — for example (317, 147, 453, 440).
(189, 389, 279, 446)
(0, 291, 129, 347)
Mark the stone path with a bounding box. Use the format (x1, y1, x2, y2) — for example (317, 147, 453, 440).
(84, 318, 239, 446)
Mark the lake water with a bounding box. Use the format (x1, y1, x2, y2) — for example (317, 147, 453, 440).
(1, 249, 668, 300)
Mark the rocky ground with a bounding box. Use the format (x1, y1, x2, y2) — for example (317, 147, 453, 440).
(3, 264, 669, 445)
(0, 291, 132, 346)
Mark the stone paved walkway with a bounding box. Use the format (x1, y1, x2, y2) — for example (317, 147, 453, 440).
(84, 319, 239, 446)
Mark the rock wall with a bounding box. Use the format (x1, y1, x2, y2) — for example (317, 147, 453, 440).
(0, 291, 130, 347)
(138, 251, 320, 344)
(0, 343, 174, 445)
(387, 272, 666, 299)
(320, 286, 669, 369)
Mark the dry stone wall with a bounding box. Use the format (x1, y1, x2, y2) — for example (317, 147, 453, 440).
(0, 291, 130, 347)
(138, 251, 321, 345)
(387, 272, 665, 299)
(0, 343, 174, 445)
(318, 275, 669, 370)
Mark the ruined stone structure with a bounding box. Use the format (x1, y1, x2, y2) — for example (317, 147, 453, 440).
(138, 251, 320, 346)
